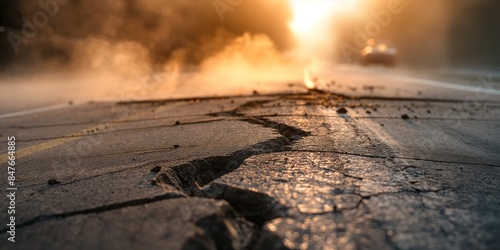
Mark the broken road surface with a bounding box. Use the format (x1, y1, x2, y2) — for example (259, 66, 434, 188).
(1, 88, 499, 249)
(2, 63, 500, 250)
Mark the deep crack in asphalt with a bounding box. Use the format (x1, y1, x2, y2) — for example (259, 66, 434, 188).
(155, 104, 313, 248)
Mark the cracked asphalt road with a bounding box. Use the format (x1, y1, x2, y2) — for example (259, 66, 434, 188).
(1, 66, 500, 249)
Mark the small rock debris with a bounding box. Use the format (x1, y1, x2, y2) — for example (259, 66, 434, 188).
(174, 121, 180, 126)
(173, 145, 180, 149)
(401, 114, 410, 120)
(337, 107, 348, 114)
(48, 179, 61, 185)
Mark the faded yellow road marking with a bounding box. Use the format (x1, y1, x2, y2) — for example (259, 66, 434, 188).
(0, 102, 181, 162)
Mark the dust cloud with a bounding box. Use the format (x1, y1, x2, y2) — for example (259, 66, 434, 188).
(2, 0, 498, 112)
(0, 0, 303, 110)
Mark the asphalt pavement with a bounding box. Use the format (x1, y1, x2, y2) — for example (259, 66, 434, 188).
(1, 65, 499, 249)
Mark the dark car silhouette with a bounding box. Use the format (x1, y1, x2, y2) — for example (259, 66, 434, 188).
(360, 39, 397, 67)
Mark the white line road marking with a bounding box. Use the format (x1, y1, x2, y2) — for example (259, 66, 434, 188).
(0, 103, 78, 119)
(383, 75, 500, 96)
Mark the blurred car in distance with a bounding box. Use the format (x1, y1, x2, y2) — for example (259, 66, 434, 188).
(360, 39, 397, 67)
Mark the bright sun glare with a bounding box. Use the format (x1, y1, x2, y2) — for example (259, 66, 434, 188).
(290, 0, 360, 34)
(289, 0, 361, 89)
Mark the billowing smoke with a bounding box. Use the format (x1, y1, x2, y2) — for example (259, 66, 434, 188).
(7, 0, 294, 72)
(0, 0, 304, 106)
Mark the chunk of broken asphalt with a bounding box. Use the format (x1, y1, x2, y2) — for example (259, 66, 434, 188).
(150, 166, 162, 173)
(401, 114, 410, 120)
(337, 107, 348, 114)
